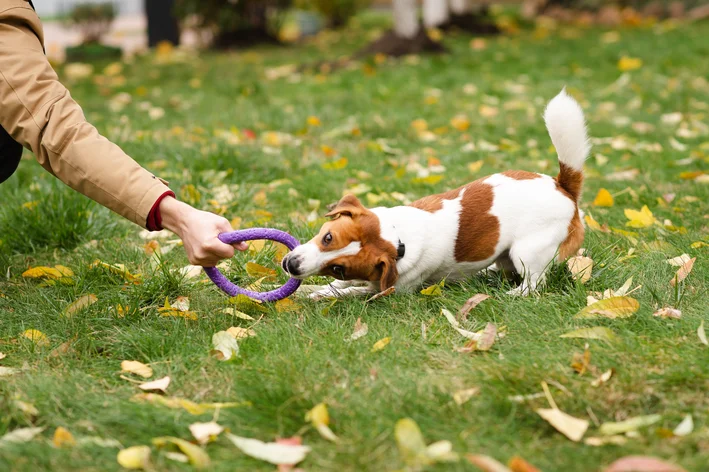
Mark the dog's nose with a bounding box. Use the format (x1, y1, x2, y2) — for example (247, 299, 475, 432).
(282, 255, 301, 276)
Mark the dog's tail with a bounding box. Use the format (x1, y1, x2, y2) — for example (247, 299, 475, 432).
(544, 89, 590, 202)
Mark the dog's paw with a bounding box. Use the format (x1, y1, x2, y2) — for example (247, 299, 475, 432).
(309, 288, 337, 301)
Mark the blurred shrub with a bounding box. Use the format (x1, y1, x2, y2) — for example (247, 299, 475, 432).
(69, 2, 116, 44)
(296, 0, 371, 28)
(174, 0, 293, 47)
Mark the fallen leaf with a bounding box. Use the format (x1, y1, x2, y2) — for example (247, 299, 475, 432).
(65, 294, 97, 317)
(536, 408, 589, 442)
(0, 366, 20, 376)
(139, 376, 170, 393)
(371, 337, 391, 352)
(14, 400, 38, 415)
(153, 437, 210, 469)
(457, 294, 491, 321)
(673, 415, 693, 437)
(21, 329, 49, 346)
(606, 169, 639, 181)
(226, 433, 311, 466)
(591, 369, 614, 387)
(698, 321, 708, 346)
(117, 445, 151, 470)
(226, 326, 256, 339)
(598, 414, 662, 436)
(305, 403, 339, 442)
(584, 214, 610, 232)
(567, 256, 593, 284)
(275, 298, 300, 313)
(574, 296, 639, 319)
(222, 308, 255, 320)
(0, 352, 5, 360)
(441, 308, 483, 341)
(52, 427, 76, 448)
(603, 456, 686, 472)
(366, 286, 396, 302)
(132, 393, 249, 414)
(618, 56, 643, 71)
(189, 422, 224, 445)
(584, 435, 627, 446)
(78, 436, 123, 448)
(593, 189, 614, 207)
(508, 456, 541, 472)
(653, 307, 681, 320)
(465, 454, 511, 472)
(89, 260, 140, 282)
(450, 115, 470, 131)
(121, 360, 153, 378)
(571, 346, 592, 375)
(246, 262, 277, 279)
(346, 318, 368, 342)
(560, 327, 618, 342)
(666, 254, 691, 267)
(475, 323, 497, 351)
(452, 387, 479, 405)
(624, 205, 656, 228)
(164, 452, 189, 463)
(468, 160, 484, 173)
(211, 331, 239, 361)
(22, 265, 74, 279)
(0, 426, 45, 444)
(396, 418, 458, 468)
(420, 280, 444, 296)
(670, 257, 695, 287)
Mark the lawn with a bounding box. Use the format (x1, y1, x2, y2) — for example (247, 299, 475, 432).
(1, 13, 709, 472)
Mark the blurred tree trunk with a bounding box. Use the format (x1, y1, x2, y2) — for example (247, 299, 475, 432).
(357, 0, 446, 57)
(145, 0, 180, 47)
(423, 0, 450, 29)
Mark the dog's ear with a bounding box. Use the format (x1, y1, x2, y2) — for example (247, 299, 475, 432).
(325, 194, 366, 219)
(377, 254, 399, 292)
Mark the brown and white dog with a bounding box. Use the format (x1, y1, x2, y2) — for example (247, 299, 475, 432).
(282, 90, 590, 298)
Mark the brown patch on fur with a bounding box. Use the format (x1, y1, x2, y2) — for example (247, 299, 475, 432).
(501, 170, 542, 181)
(312, 195, 399, 290)
(556, 163, 583, 202)
(558, 213, 585, 260)
(410, 180, 500, 262)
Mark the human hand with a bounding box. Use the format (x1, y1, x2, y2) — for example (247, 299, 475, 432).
(159, 197, 247, 266)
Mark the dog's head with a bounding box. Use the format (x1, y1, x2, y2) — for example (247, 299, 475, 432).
(282, 195, 398, 291)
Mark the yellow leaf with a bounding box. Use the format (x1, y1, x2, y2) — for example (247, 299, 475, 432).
(412, 175, 444, 185)
(618, 56, 643, 71)
(117, 445, 151, 470)
(52, 427, 75, 448)
(411, 119, 428, 132)
(89, 260, 140, 282)
(22, 266, 72, 280)
(306, 403, 339, 442)
(22, 329, 49, 346)
(275, 298, 299, 313)
(307, 116, 321, 126)
(371, 336, 391, 352)
(598, 415, 661, 436)
(152, 437, 210, 469)
(536, 408, 589, 442)
(467, 160, 484, 174)
(322, 157, 348, 170)
(321, 144, 337, 157)
(584, 214, 608, 232)
(132, 393, 249, 414)
(450, 115, 470, 131)
(690, 241, 709, 249)
(226, 327, 256, 339)
(65, 294, 97, 317)
(624, 205, 656, 228)
(670, 257, 695, 287)
(252, 190, 268, 207)
(420, 280, 444, 296)
(245, 262, 277, 279)
(593, 188, 614, 207)
(574, 296, 640, 319)
(227, 294, 267, 313)
(121, 360, 153, 378)
(396, 418, 458, 467)
(211, 331, 239, 361)
(567, 256, 593, 284)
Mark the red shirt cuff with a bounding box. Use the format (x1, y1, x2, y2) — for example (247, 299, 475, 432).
(146, 190, 175, 231)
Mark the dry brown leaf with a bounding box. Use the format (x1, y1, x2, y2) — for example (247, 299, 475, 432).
(366, 286, 396, 302)
(457, 294, 491, 321)
(346, 318, 368, 342)
(670, 257, 695, 287)
(653, 307, 682, 320)
(666, 254, 691, 267)
(508, 456, 541, 472)
(567, 256, 593, 284)
(65, 294, 98, 317)
(571, 346, 591, 375)
(603, 456, 687, 472)
(465, 454, 512, 472)
(536, 408, 589, 442)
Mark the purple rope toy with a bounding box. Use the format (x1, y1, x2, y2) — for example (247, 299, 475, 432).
(203, 228, 302, 302)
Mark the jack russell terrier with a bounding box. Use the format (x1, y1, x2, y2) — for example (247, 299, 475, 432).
(282, 89, 590, 298)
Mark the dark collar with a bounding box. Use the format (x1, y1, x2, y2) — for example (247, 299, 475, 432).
(396, 240, 406, 260)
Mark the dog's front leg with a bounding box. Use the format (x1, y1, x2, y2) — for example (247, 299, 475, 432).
(309, 281, 376, 300)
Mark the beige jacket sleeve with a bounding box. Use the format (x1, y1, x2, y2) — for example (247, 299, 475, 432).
(0, 1, 171, 228)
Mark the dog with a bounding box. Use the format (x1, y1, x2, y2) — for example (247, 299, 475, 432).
(281, 89, 590, 298)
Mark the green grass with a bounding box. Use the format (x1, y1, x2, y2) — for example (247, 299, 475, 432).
(2, 15, 709, 472)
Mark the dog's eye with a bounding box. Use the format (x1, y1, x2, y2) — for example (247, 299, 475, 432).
(322, 232, 333, 245)
(331, 265, 345, 278)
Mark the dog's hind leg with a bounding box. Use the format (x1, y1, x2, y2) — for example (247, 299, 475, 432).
(507, 233, 563, 296)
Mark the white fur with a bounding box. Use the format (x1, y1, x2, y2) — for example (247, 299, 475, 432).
(289, 241, 361, 277)
(544, 89, 590, 172)
(304, 89, 589, 299)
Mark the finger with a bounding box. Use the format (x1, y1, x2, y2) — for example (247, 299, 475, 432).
(210, 241, 235, 260)
(234, 242, 248, 251)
